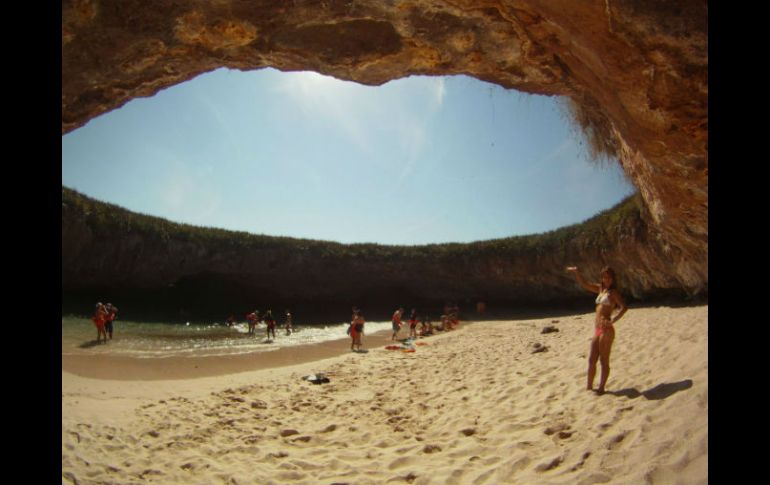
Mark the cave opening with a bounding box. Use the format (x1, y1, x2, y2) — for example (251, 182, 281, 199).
(62, 67, 635, 247)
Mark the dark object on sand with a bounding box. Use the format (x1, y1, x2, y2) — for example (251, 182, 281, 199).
(532, 343, 548, 354)
(302, 373, 330, 384)
(541, 326, 559, 334)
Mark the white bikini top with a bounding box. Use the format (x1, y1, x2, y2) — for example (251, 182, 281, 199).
(595, 290, 612, 307)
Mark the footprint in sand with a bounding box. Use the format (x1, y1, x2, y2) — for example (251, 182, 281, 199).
(569, 451, 592, 472)
(606, 430, 632, 450)
(544, 423, 571, 437)
(490, 455, 531, 481)
(388, 455, 418, 470)
(534, 454, 564, 472)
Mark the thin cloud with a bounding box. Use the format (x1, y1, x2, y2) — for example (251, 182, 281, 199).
(396, 120, 428, 186)
(432, 77, 446, 108)
(272, 71, 373, 154)
(519, 137, 574, 180)
(197, 93, 244, 160)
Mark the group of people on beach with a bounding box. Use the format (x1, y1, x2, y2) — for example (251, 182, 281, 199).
(347, 303, 462, 352)
(345, 265, 628, 396)
(229, 309, 293, 341)
(85, 265, 628, 395)
(91, 302, 118, 343)
(390, 304, 459, 341)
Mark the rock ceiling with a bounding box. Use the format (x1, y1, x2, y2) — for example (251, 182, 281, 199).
(62, 0, 707, 292)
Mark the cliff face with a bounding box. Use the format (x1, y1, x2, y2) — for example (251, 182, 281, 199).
(61, 1, 707, 300)
(62, 188, 697, 317)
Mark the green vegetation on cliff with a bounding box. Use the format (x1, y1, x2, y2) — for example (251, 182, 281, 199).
(62, 185, 642, 261)
(63, 185, 687, 321)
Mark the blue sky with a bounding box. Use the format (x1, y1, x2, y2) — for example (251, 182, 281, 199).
(62, 67, 635, 245)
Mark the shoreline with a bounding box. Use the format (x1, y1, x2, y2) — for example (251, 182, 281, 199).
(62, 322, 472, 381)
(61, 328, 404, 381)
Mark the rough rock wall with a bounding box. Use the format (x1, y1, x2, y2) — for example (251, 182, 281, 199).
(62, 0, 707, 294)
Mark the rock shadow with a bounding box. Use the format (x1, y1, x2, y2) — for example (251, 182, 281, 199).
(607, 379, 693, 401)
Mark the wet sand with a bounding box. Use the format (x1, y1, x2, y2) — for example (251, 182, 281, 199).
(62, 329, 396, 381)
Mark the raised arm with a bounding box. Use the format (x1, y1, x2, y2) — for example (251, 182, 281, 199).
(566, 266, 601, 294)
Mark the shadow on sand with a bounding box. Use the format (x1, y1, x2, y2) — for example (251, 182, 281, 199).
(79, 340, 106, 349)
(607, 379, 694, 400)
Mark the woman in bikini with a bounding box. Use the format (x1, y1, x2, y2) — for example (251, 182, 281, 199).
(567, 266, 628, 394)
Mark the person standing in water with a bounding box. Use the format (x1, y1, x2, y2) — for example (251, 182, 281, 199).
(264, 310, 276, 340)
(246, 310, 258, 335)
(566, 266, 628, 395)
(104, 303, 118, 340)
(284, 309, 293, 335)
(92, 302, 108, 344)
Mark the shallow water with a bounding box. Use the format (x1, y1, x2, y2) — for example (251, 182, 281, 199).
(62, 316, 394, 359)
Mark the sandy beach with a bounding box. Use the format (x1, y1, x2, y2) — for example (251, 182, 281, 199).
(62, 304, 707, 484)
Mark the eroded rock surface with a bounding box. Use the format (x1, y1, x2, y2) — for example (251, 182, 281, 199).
(62, 0, 707, 295)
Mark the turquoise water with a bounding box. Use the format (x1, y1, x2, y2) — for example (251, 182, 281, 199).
(62, 316, 394, 358)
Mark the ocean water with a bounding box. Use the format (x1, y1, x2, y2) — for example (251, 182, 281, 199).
(62, 316, 394, 359)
